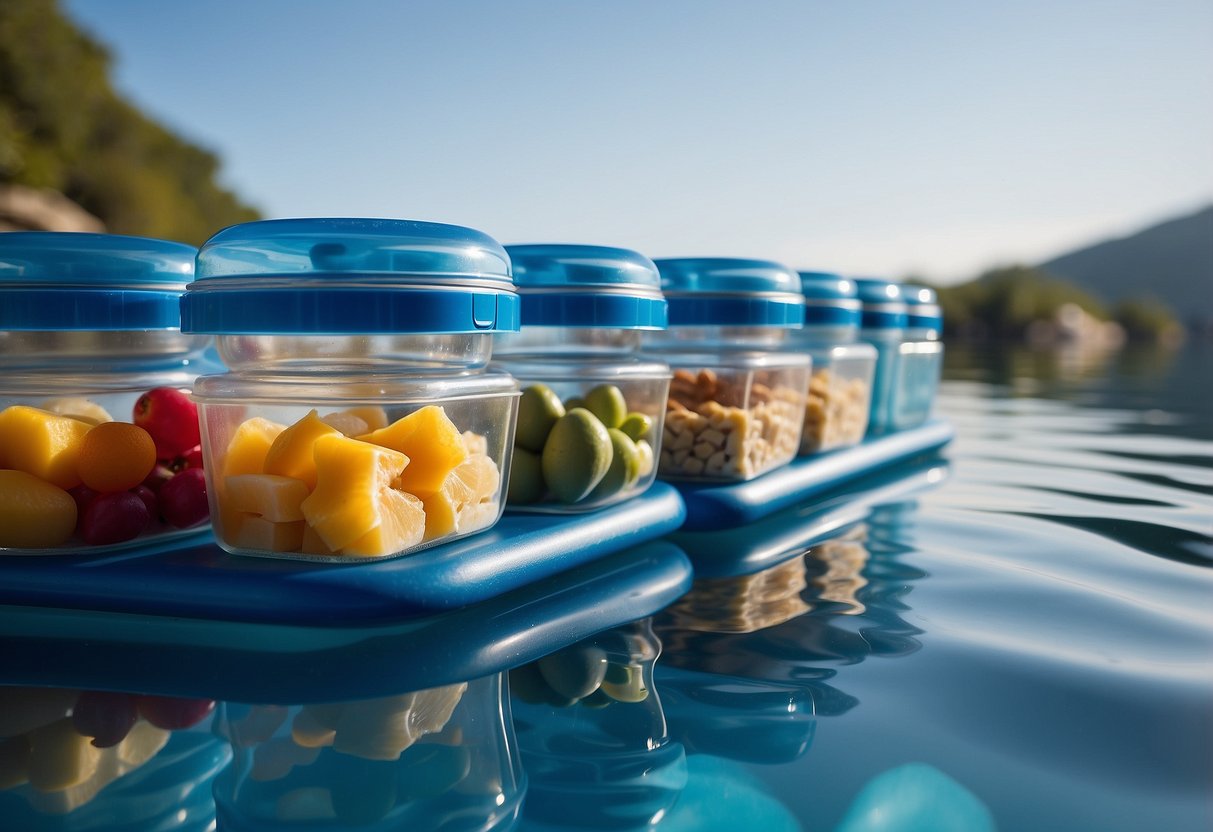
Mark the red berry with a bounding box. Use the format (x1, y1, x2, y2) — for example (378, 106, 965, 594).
(72, 690, 138, 748)
(132, 485, 158, 518)
(80, 491, 152, 545)
(68, 484, 98, 517)
(183, 446, 204, 470)
(136, 696, 215, 730)
(142, 464, 175, 492)
(159, 468, 209, 528)
(133, 387, 200, 459)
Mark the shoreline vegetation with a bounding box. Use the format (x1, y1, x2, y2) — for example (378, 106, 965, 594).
(930, 266, 1187, 348)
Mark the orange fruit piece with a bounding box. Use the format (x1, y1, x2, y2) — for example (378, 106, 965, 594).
(0, 406, 93, 489)
(357, 405, 468, 496)
(76, 422, 157, 492)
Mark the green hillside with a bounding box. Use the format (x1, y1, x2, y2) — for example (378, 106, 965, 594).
(0, 0, 258, 244)
(1039, 206, 1213, 326)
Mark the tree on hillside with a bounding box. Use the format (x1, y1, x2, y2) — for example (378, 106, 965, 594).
(935, 265, 1107, 338)
(0, 0, 258, 244)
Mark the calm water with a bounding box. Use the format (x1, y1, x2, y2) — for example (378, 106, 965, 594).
(2, 343, 1209, 831)
(515, 341, 1213, 832)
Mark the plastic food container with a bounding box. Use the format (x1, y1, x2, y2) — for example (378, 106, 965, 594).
(644, 258, 810, 481)
(0, 685, 225, 829)
(0, 232, 216, 554)
(890, 285, 944, 431)
(853, 278, 908, 437)
(509, 621, 686, 828)
(492, 244, 671, 512)
(791, 273, 878, 454)
(180, 218, 521, 561)
(214, 675, 523, 831)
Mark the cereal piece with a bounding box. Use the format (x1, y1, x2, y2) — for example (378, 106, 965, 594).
(692, 441, 714, 459)
(682, 457, 705, 475)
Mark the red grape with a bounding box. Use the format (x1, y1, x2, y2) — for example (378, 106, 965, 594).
(136, 696, 215, 730)
(72, 690, 138, 748)
(159, 468, 209, 528)
(80, 491, 152, 545)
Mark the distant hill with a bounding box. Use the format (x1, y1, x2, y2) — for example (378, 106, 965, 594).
(1039, 206, 1213, 325)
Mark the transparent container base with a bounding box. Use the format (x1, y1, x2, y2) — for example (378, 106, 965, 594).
(0, 371, 210, 553)
(890, 342, 944, 431)
(196, 374, 517, 562)
(494, 357, 670, 513)
(656, 360, 809, 482)
(799, 344, 876, 455)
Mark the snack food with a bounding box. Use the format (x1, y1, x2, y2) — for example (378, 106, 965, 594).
(659, 368, 804, 480)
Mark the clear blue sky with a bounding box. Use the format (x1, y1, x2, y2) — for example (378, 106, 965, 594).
(66, 0, 1213, 282)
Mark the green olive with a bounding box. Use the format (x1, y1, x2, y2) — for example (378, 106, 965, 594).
(634, 439, 654, 478)
(618, 411, 652, 441)
(588, 429, 641, 500)
(507, 447, 546, 505)
(538, 645, 609, 700)
(541, 409, 612, 503)
(584, 384, 628, 430)
(515, 384, 565, 452)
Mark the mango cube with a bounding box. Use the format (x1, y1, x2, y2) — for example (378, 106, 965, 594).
(222, 417, 286, 479)
(232, 515, 306, 553)
(342, 406, 389, 432)
(358, 406, 468, 496)
(263, 410, 340, 489)
(225, 474, 310, 522)
(300, 434, 409, 552)
(0, 406, 93, 489)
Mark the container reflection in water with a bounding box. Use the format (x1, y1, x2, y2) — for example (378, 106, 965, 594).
(509, 620, 687, 830)
(0, 686, 227, 831)
(213, 674, 522, 831)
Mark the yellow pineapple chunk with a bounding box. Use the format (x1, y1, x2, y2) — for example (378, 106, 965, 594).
(225, 474, 310, 522)
(342, 489, 426, 556)
(0, 406, 93, 489)
(320, 412, 370, 437)
(299, 434, 409, 552)
(301, 524, 339, 556)
(358, 406, 467, 496)
(27, 718, 100, 793)
(232, 515, 306, 553)
(341, 406, 389, 431)
(263, 410, 341, 489)
(421, 453, 501, 540)
(462, 430, 488, 455)
(222, 417, 287, 479)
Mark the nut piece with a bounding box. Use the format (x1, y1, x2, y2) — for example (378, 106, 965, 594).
(801, 368, 871, 454)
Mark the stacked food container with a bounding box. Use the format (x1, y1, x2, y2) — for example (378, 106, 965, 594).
(0, 232, 214, 553)
(890, 285, 944, 431)
(180, 218, 521, 561)
(853, 277, 908, 438)
(790, 273, 878, 455)
(645, 258, 811, 481)
(492, 244, 672, 512)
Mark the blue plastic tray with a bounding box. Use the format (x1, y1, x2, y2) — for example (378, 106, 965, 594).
(0, 482, 685, 624)
(672, 420, 953, 531)
(0, 541, 692, 703)
(670, 457, 950, 579)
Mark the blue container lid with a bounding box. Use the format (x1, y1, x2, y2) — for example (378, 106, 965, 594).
(902, 284, 943, 332)
(852, 278, 908, 330)
(505, 244, 667, 329)
(0, 232, 196, 330)
(798, 271, 861, 328)
(654, 258, 804, 328)
(181, 218, 520, 335)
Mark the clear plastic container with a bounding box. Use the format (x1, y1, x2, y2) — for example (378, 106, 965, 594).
(644, 259, 810, 481)
(853, 278, 908, 438)
(0, 685, 225, 829)
(492, 245, 671, 512)
(509, 620, 686, 829)
(791, 273, 878, 454)
(890, 285, 944, 431)
(214, 675, 523, 831)
(180, 218, 521, 561)
(0, 232, 216, 554)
